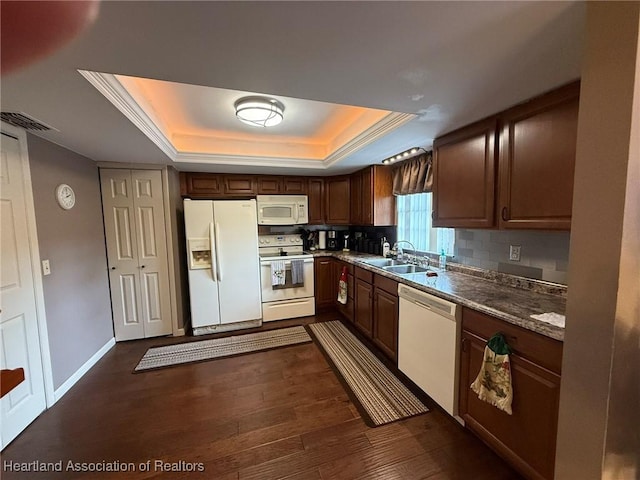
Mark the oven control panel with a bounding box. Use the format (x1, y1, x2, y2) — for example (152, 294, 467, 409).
(258, 234, 303, 246)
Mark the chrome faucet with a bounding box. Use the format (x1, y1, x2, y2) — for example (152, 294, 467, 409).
(391, 240, 416, 263)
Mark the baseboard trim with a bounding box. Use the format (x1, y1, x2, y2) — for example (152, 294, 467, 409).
(53, 338, 116, 404)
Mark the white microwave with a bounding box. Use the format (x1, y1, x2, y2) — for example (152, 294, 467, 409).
(256, 195, 308, 225)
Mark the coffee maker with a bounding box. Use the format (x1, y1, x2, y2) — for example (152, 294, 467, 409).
(327, 230, 339, 250)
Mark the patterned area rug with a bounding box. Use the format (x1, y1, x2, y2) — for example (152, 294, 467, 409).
(134, 326, 311, 372)
(308, 321, 428, 427)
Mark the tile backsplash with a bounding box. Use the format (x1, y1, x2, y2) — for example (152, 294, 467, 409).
(454, 229, 570, 284)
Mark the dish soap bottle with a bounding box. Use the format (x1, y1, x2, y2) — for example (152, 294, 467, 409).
(439, 249, 447, 270)
(382, 237, 390, 257)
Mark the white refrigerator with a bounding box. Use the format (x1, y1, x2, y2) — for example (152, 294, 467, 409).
(184, 199, 262, 333)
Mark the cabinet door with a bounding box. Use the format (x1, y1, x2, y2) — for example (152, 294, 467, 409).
(180, 172, 223, 197)
(432, 117, 497, 228)
(283, 177, 307, 194)
(350, 172, 362, 225)
(223, 175, 256, 195)
(361, 167, 373, 225)
(314, 258, 334, 308)
(499, 82, 579, 230)
(354, 279, 373, 338)
(308, 178, 325, 224)
(257, 176, 282, 194)
(325, 176, 351, 224)
(459, 330, 561, 480)
(373, 288, 398, 362)
(334, 261, 354, 322)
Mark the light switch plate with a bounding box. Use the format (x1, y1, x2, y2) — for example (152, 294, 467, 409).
(509, 245, 521, 262)
(42, 259, 51, 275)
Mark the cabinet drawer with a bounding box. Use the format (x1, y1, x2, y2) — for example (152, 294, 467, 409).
(355, 267, 373, 284)
(374, 274, 398, 296)
(462, 307, 563, 374)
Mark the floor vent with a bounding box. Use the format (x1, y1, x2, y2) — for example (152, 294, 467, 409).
(1, 112, 56, 131)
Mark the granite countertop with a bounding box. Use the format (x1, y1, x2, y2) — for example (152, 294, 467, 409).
(307, 250, 566, 341)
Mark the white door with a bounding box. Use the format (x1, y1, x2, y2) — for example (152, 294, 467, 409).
(214, 200, 262, 324)
(101, 169, 171, 341)
(0, 133, 46, 448)
(131, 170, 171, 338)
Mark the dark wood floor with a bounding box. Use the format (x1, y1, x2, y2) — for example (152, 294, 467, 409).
(2, 314, 522, 479)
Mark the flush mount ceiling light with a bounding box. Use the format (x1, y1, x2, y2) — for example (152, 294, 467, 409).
(234, 96, 285, 127)
(381, 147, 426, 165)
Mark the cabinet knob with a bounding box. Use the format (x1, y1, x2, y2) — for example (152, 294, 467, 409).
(111, 267, 116, 270)
(501, 206, 509, 221)
(140, 265, 145, 269)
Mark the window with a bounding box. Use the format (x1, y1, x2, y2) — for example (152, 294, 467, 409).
(396, 193, 455, 255)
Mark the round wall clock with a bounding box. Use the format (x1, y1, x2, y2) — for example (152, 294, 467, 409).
(55, 183, 75, 210)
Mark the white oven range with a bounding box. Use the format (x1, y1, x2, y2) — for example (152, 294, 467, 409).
(259, 234, 315, 322)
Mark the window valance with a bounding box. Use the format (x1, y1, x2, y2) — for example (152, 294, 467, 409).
(391, 151, 433, 195)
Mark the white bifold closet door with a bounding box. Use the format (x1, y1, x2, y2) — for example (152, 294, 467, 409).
(100, 169, 171, 341)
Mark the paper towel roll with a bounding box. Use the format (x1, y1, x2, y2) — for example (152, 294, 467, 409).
(318, 231, 327, 250)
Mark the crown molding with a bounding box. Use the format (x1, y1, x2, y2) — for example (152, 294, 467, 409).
(323, 112, 416, 168)
(78, 70, 177, 160)
(175, 152, 326, 169)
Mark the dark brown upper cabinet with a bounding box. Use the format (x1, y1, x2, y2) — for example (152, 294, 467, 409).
(256, 176, 307, 195)
(432, 117, 498, 228)
(223, 175, 257, 195)
(357, 165, 395, 226)
(324, 176, 351, 225)
(256, 176, 283, 194)
(180, 172, 223, 197)
(283, 177, 307, 195)
(432, 81, 579, 231)
(307, 177, 325, 224)
(498, 82, 580, 230)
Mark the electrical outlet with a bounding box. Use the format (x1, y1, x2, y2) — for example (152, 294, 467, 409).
(42, 259, 51, 276)
(509, 245, 521, 262)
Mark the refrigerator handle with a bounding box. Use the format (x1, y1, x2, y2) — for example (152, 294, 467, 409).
(214, 222, 223, 281)
(209, 222, 218, 281)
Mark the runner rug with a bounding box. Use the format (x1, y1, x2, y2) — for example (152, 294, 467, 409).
(307, 321, 429, 427)
(134, 326, 311, 372)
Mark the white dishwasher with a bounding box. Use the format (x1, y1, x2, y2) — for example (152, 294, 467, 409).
(398, 284, 462, 419)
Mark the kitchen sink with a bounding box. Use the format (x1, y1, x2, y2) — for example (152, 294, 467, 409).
(382, 264, 430, 274)
(361, 258, 405, 267)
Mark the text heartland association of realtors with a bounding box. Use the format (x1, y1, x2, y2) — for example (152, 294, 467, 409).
(3, 460, 205, 473)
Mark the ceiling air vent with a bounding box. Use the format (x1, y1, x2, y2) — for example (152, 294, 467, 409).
(1, 112, 56, 131)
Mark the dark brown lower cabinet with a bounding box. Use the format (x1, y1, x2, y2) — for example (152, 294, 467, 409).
(372, 275, 398, 363)
(314, 258, 334, 309)
(334, 260, 354, 322)
(459, 308, 563, 480)
(354, 278, 373, 337)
